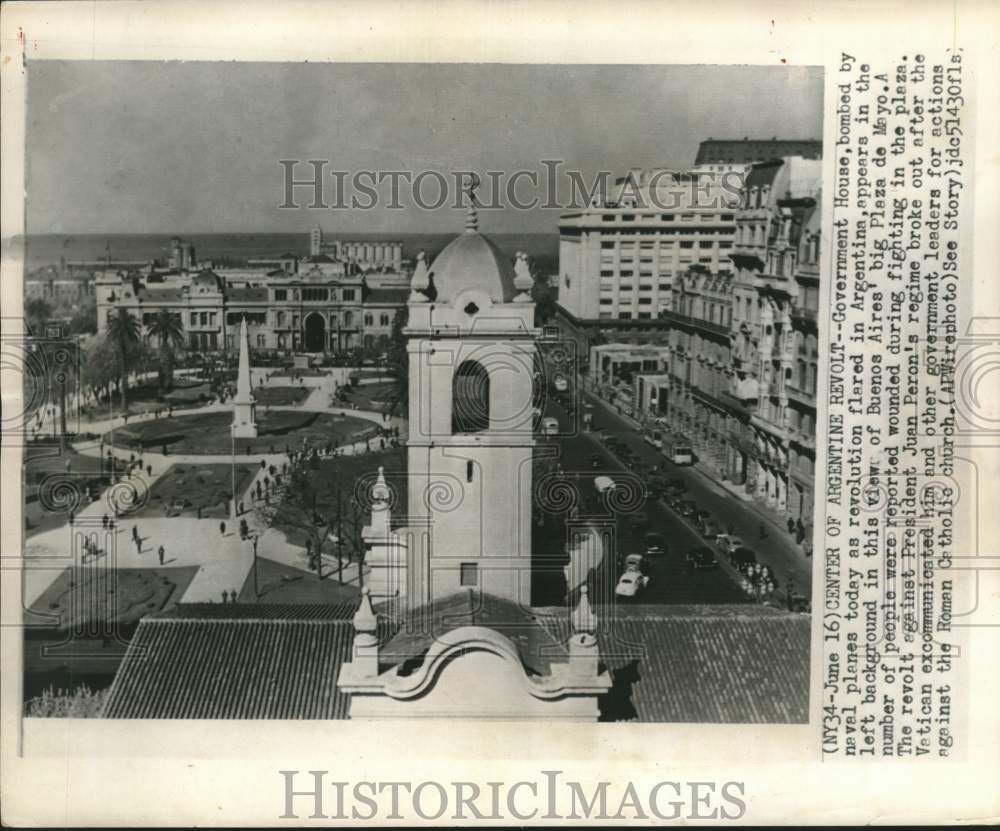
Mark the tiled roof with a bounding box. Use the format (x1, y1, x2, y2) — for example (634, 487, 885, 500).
(103, 612, 358, 719)
(102, 600, 809, 722)
(381, 591, 568, 676)
(597, 610, 810, 723)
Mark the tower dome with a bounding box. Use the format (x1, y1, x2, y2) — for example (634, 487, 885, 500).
(425, 229, 516, 304)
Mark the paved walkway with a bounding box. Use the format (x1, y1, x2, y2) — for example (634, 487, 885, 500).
(24, 366, 392, 608)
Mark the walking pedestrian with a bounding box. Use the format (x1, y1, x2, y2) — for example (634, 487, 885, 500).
(132, 525, 139, 543)
(759, 522, 767, 540)
(102, 513, 109, 529)
(158, 545, 165, 565)
(220, 520, 227, 536)
(147, 464, 153, 477)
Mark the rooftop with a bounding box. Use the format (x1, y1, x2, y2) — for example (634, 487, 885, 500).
(695, 138, 823, 166)
(101, 599, 810, 722)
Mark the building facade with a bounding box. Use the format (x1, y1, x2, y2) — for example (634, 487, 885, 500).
(618, 155, 821, 533)
(555, 138, 822, 363)
(95, 266, 407, 355)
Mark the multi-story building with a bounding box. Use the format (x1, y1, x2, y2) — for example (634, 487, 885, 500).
(620, 154, 821, 534)
(723, 156, 821, 518)
(554, 138, 821, 363)
(310, 225, 403, 272)
(657, 264, 736, 476)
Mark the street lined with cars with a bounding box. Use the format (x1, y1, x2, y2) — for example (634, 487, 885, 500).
(538, 369, 812, 610)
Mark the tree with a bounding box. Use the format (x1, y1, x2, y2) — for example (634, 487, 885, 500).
(66, 297, 98, 336)
(146, 309, 185, 392)
(25, 297, 53, 336)
(385, 307, 409, 417)
(532, 272, 557, 326)
(105, 309, 142, 410)
(254, 462, 368, 583)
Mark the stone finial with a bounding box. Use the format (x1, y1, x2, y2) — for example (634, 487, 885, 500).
(372, 466, 390, 503)
(409, 250, 430, 302)
(353, 588, 378, 643)
(513, 251, 533, 297)
(572, 585, 596, 636)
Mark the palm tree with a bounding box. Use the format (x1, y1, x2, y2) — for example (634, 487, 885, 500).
(385, 308, 409, 417)
(105, 308, 141, 410)
(146, 309, 185, 392)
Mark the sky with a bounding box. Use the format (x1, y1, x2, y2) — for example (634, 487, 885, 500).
(26, 62, 823, 236)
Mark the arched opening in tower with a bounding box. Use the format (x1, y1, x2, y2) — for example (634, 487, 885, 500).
(452, 360, 490, 434)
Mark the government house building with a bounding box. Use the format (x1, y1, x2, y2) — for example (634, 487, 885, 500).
(95, 255, 409, 355)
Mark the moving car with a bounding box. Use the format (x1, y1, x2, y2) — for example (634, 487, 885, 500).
(589, 453, 603, 469)
(615, 569, 650, 597)
(624, 553, 647, 572)
(687, 545, 719, 570)
(715, 534, 744, 556)
(643, 531, 667, 556)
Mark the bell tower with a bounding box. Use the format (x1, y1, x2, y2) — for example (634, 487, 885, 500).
(404, 190, 539, 605)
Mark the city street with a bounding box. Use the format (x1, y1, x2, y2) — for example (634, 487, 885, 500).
(533, 395, 752, 608)
(542, 378, 815, 604)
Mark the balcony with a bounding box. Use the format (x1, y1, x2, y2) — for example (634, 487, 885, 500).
(660, 310, 731, 339)
(785, 384, 816, 409)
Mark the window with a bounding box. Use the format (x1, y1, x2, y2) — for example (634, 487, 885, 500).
(302, 287, 328, 302)
(342, 289, 356, 301)
(601, 241, 615, 249)
(364, 313, 373, 326)
(618, 312, 632, 320)
(343, 311, 353, 326)
(256, 334, 265, 347)
(452, 360, 490, 434)
(380, 314, 390, 326)
(600, 298, 613, 305)
(621, 214, 635, 222)
(600, 270, 614, 277)
(602, 214, 616, 222)
(274, 289, 287, 301)
(460, 563, 479, 586)
(661, 214, 674, 222)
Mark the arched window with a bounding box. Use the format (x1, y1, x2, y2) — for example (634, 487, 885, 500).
(452, 360, 490, 434)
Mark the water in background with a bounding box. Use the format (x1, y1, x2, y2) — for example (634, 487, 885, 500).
(19, 232, 559, 274)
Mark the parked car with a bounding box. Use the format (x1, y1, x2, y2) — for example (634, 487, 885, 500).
(678, 500, 699, 518)
(615, 569, 650, 597)
(715, 534, 744, 555)
(699, 519, 721, 539)
(542, 417, 560, 436)
(687, 545, 719, 570)
(730, 546, 758, 570)
(624, 553, 647, 573)
(643, 531, 667, 556)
